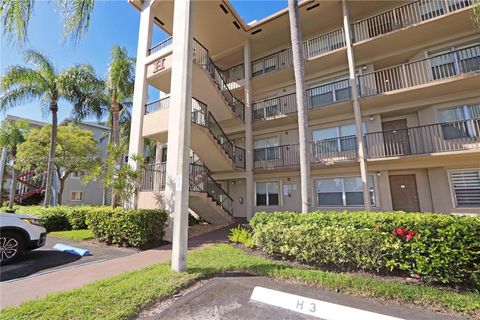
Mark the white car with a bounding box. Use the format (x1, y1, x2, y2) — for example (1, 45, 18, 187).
(0, 213, 47, 264)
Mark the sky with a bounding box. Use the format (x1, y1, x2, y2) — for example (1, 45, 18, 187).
(0, 0, 288, 124)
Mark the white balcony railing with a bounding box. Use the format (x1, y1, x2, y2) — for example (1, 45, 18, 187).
(352, 0, 477, 43)
(358, 44, 480, 97)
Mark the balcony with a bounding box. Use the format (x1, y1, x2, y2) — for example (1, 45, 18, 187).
(222, 28, 346, 86)
(253, 137, 358, 170)
(358, 44, 480, 100)
(365, 118, 480, 158)
(146, 38, 245, 122)
(252, 78, 352, 122)
(143, 97, 245, 171)
(352, 0, 477, 43)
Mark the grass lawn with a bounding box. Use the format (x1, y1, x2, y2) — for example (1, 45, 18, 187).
(49, 229, 94, 241)
(1, 244, 479, 320)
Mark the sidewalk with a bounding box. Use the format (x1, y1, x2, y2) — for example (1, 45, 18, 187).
(0, 224, 235, 308)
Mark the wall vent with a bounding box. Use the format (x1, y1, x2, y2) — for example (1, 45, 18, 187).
(154, 17, 165, 26)
(306, 3, 319, 11)
(219, 4, 229, 14)
(251, 29, 262, 35)
(232, 21, 241, 30)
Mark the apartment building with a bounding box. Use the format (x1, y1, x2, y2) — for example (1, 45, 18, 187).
(1, 115, 111, 206)
(129, 0, 480, 234)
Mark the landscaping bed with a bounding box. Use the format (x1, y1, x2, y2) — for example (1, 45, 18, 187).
(1, 244, 478, 320)
(248, 211, 480, 289)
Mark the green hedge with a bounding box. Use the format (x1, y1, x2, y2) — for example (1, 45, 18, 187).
(250, 211, 480, 288)
(86, 209, 167, 248)
(13, 206, 109, 232)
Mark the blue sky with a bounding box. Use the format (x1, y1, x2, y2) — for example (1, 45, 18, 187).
(0, 0, 287, 123)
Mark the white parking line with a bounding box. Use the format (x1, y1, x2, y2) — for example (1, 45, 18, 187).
(250, 286, 404, 320)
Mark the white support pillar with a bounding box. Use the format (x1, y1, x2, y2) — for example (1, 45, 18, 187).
(165, 0, 194, 272)
(342, 0, 371, 211)
(128, 0, 154, 208)
(244, 41, 254, 220)
(0, 146, 7, 202)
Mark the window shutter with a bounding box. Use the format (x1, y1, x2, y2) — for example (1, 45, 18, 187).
(451, 170, 480, 207)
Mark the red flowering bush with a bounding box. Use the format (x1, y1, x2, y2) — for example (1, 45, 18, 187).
(392, 227, 418, 241)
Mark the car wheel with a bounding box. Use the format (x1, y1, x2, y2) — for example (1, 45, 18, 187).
(0, 231, 25, 265)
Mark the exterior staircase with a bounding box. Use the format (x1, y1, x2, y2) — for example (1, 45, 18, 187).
(15, 171, 46, 204)
(140, 162, 235, 224)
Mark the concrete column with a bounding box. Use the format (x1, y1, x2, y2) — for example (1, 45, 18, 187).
(342, 0, 371, 211)
(165, 0, 195, 272)
(288, 0, 312, 212)
(128, 0, 154, 208)
(243, 41, 254, 220)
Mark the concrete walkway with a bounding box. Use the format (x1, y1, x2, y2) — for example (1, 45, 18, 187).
(0, 224, 235, 309)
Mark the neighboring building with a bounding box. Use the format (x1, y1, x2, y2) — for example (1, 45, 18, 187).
(129, 0, 480, 228)
(2, 115, 111, 206)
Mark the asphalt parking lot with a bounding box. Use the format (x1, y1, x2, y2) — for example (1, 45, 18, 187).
(139, 273, 463, 320)
(1, 235, 136, 282)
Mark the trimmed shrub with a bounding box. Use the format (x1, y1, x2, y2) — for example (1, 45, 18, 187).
(251, 211, 480, 288)
(228, 226, 254, 248)
(86, 209, 167, 248)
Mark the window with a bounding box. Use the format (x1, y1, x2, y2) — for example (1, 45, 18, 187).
(312, 123, 365, 155)
(256, 181, 279, 206)
(429, 43, 480, 80)
(71, 172, 81, 179)
(69, 191, 83, 202)
(307, 77, 351, 108)
(439, 103, 480, 139)
(450, 170, 480, 207)
(161, 146, 168, 163)
(316, 176, 375, 207)
(254, 137, 280, 161)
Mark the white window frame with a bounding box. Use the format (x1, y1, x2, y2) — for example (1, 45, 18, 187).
(448, 169, 480, 209)
(255, 180, 282, 207)
(69, 191, 83, 202)
(315, 175, 376, 207)
(312, 122, 366, 152)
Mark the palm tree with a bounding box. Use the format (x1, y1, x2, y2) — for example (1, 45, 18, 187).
(1, 0, 95, 45)
(474, 4, 480, 29)
(0, 119, 29, 209)
(105, 46, 135, 207)
(288, 0, 311, 213)
(0, 50, 104, 206)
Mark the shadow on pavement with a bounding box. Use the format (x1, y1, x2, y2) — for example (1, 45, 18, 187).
(1, 250, 81, 282)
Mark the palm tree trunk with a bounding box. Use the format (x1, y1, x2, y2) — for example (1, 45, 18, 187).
(8, 166, 17, 210)
(103, 130, 113, 206)
(288, 0, 311, 213)
(44, 102, 58, 206)
(111, 102, 120, 208)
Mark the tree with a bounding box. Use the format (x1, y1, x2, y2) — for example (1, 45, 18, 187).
(1, 0, 95, 45)
(104, 46, 135, 207)
(16, 123, 99, 205)
(288, 0, 311, 212)
(0, 119, 29, 209)
(84, 143, 145, 209)
(474, 4, 480, 29)
(0, 50, 104, 206)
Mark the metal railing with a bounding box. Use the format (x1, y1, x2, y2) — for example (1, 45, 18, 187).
(252, 78, 352, 121)
(358, 44, 480, 97)
(149, 37, 173, 55)
(365, 118, 480, 158)
(229, 28, 346, 81)
(303, 28, 346, 59)
(253, 137, 359, 170)
(192, 40, 245, 121)
(352, 0, 477, 43)
(140, 163, 234, 216)
(311, 135, 359, 164)
(254, 144, 300, 169)
(144, 97, 245, 169)
(145, 97, 170, 114)
(221, 64, 245, 85)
